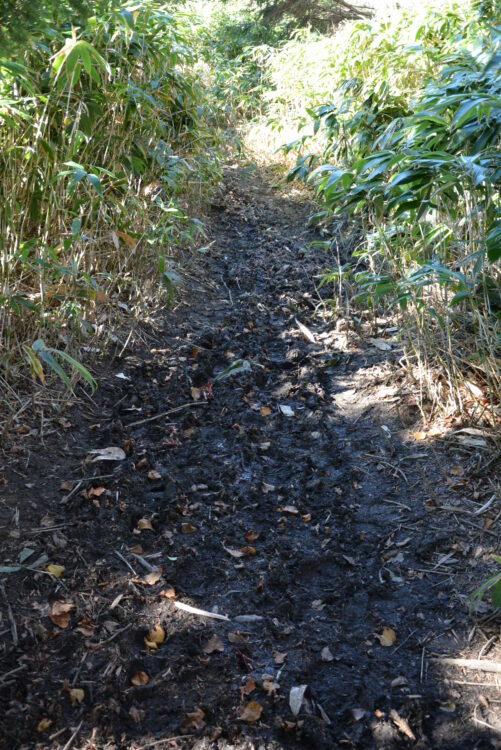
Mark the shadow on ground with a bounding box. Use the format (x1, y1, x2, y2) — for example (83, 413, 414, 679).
(0, 165, 500, 750)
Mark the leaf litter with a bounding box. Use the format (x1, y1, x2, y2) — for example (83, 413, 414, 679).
(0, 166, 491, 750)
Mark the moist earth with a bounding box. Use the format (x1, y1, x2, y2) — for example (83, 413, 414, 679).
(0, 166, 499, 750)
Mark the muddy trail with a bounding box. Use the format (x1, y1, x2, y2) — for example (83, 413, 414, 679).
(1, 165, 500, 750)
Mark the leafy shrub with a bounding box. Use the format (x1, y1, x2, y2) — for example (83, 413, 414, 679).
(0, 2, 218, 393)
(284, 0, 501, 411)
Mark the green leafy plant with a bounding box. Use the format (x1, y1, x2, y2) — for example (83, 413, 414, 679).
(469, 556, 501, 613)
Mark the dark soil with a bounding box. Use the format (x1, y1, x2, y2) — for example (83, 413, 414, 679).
(1, 165, 500, 750)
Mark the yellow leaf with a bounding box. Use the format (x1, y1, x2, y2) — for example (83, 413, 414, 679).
(37, 718, 53, 733)
(47, 564, 65, 579)
(378, 627, 396, 647)
(131, 670, 149, 686)
(145, 622, 165, 648)
(260, 406, 271, 417)
(69, 688, 84, 707)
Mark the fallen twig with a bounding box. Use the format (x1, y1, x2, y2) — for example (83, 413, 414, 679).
(127, 402, 206, 429)
(0, 583, 18, 646)
(430, 657, 501, 674)
(60, 720, 83, 750)
(174, 601, 229, 621)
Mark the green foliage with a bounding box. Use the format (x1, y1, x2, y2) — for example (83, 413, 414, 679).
(0, 2, 220, 393)
(470, 556, 501, 613)
(283, 0, 501, 408)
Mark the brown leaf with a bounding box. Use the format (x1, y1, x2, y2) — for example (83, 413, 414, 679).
(181, 522, 196, 534)
(239, 701, 263, 723)
(76, 616, 94, 637)
(204, 634, 225, 654)
(37, 718, 52, 733)
(144, 569, 162, 585)
(245, 531, 260, 543)
(159, 587, 176, 600)
(136, 518, 154, 532)
(49, 601, 74, 629)
(148, 469, 162, 481)
(131, 670, 149, 686)
(87, 486, 106, 499)
(129, 706, 144, 724)
(260, 406, 272, 417)
(59, 480, 72, 492)
(377, 627, 396, 647)
(183, 707, 206, 730)
(242, 678, 256, 696)
(274, 650, 287, 665)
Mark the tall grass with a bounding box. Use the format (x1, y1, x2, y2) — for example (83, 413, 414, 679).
(0, 2, 219, 405)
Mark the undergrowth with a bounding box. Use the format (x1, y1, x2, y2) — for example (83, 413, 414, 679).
(270, 0, 501, 419)
(0, 2, 220, 413)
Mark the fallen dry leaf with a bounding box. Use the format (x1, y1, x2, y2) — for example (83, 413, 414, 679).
(240, 678, 256, 699)
(262, 678, 280, 696)
(47, 564, 65, 579)
(131, 670, 149, 686)
(145, 622, 165, 649)
(321, 646, 334, 662)
(87, 486, 105, 499)
(260, 406, 272, 417)
(279, 505, 299, 515)
(37, 718, 52, 733)
(136, 518, 154, 532)
(289, 685, 308, 717)
(148, 469, 162, 481)
(144, 569, 162, 585)
(49, 601, 74, 629)
(76, 616, 94, 637)
(69, 688, 84, 707)
(274, 651, 287, 665)
(204, 634, 225, 654)
(181, 522, 196, 534)
(129, 706, 144, 724)
(239, 701, 263, 723)
(223, 545, 244, 558)
(88, 446, 126, 462)
(183, 707, 206, 730)
(377, 627, 396, 647)
(245, 531, 260, 543)
(159, 587, 176, 600)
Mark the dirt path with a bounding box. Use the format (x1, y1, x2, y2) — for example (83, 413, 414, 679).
(0, 165, 499, 750)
